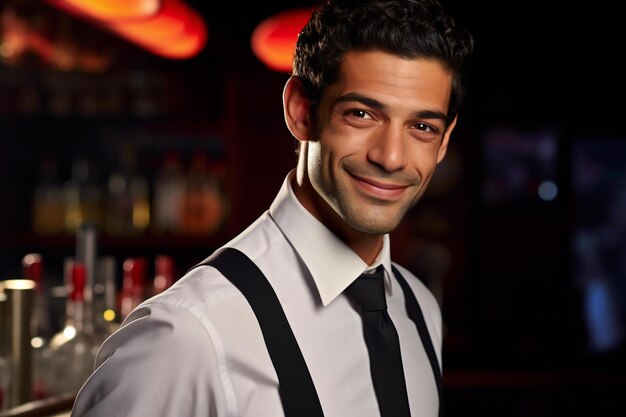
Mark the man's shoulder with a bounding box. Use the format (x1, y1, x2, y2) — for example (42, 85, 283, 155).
(151, 211, 291, 311)
(136, 262, 239, 324)
(219, 210, 287, 261)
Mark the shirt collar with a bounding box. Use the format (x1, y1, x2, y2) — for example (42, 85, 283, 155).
(269, 171, 394, 307)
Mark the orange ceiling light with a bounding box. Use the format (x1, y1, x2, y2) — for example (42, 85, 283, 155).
(107, 0, 207, 59)
(46, 0, 208, 59)
(251, 8, 313, 72)
(45, 0, 160, 21)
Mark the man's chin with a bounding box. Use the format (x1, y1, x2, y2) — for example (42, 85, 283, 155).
(343, 213, 401, 236)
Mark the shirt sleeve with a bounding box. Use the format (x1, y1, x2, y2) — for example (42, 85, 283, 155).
(70, 300, 231, 417)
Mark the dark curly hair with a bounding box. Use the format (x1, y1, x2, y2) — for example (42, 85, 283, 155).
(293, 0, 474, 126)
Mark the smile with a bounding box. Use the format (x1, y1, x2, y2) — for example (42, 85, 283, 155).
(348, 172, 410, 200)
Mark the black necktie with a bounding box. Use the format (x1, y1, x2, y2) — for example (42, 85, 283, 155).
(345, 266, 412, 417)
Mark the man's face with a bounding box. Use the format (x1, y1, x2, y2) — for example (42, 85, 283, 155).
(306, 50, 455, 235)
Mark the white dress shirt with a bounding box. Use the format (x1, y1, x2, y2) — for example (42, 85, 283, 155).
(71, 171, 442, 417)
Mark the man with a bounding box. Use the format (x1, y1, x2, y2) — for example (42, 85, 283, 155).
(71, 0, 473, 416)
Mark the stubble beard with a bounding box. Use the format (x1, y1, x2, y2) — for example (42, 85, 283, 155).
(317, 170, 421, 236)
(332, 185, 415, 235)
(334, 159, 423, 235)
(307, 146, 423, 236)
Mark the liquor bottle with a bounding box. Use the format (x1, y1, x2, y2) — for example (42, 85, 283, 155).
(75, 223, 113, 349)
(32, 152, 64, 236)
(49, 262, 99, 396)
(105, 141, 150, 236)
(181, 152, 225, 235)
(93, 256, 119, 341)
(119, 257, 147, 322)
(22, 253, 53, 400)
(63, 157, 103, 234)
(153, 255, 175, 296)
(75, 223, 99, 338)
(152, 151, 186, 235)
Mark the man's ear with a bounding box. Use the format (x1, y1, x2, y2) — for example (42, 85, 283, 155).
(437, 115, 457, 164)
(283, 76, 312, 142)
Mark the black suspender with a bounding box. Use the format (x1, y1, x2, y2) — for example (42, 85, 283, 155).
(196, 247, 442, 417)
(204, 248, 325, 417)
(392, 266, 443, 417)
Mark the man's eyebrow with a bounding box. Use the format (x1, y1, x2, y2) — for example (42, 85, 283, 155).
(412, 109, 448, 121)
(334, 93, 387, 111)
(335, 92, 448, 121)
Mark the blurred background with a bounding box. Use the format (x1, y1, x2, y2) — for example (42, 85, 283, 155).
(0, 0, 625, 416)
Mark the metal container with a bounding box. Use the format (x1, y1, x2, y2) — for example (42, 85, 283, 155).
(1, 279, 36, 408)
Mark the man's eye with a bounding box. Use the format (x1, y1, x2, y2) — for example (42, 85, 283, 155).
(415, 122, 437, 133)
(347, 109, 371, 119)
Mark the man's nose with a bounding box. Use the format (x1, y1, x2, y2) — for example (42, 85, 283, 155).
(367, 124, 408, 172)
